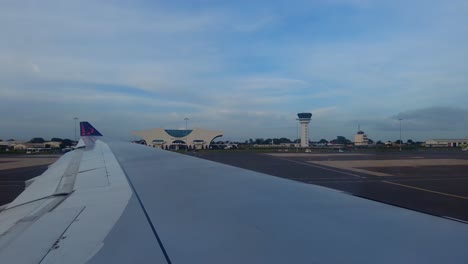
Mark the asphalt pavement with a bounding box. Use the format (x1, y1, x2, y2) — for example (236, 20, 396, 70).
(194, 151, 468, 222)
(2, 151, 468, 223)
(0, 154, 60, 206)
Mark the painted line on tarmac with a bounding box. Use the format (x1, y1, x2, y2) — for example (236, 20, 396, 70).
(382, 180, 468, 200)
(306, 181, 370, 184)
(308, 178, 468, 184)
(442, 216, 468, 224)
(0, 181, 26, 183)
(307, 180, 376, 183)
(289, 177, 361, 181)
(385, 177, 468, 182)
(271, 157, 366, 178)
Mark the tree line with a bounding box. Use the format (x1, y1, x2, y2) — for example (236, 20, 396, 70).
(239, 136, 419, 145)
(0, 137, 75, 148)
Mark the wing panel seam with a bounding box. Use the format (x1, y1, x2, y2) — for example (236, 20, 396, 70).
(38, 207, 86, 264)
(118, 165, 172, 264)
(105, 144, 172, 264)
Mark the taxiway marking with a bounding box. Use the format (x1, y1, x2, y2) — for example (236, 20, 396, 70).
(383, 180, 468, 200)
(270, 156, 366, 178)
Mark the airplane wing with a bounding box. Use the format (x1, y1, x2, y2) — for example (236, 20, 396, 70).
(0, 122, 467, 263)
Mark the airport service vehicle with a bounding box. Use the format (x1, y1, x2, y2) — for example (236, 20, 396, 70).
(0, 122, 467, 263)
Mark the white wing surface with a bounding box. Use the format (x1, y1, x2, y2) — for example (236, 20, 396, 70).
(0, 122, 467, 264)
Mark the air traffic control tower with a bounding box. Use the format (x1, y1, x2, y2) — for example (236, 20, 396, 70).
(297, 113, 312, 147)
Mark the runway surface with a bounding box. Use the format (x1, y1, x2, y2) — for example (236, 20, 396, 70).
(2, 151, 468, 224)
(194, 151, 468, 222)
(0, 155, 59, 206)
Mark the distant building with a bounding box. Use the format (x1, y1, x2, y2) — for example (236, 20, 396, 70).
(133, 128, 223, 150)
(0, 143, 8, 151)
(354, 127, 369, 146)
(10, 141, 61, 150)
(0, 140, 24, 147)
(425, 138, 468, 148)
(43, 141, 62, 148)
(297, 113, 312, 147)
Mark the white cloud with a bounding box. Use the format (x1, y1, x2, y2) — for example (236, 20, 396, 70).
(232, 16, 276, 32)
(29, 62, 41, 73)
(310, 106, 338, 119)
(0, 0, 467, 141)
(238, 77, 307, 91)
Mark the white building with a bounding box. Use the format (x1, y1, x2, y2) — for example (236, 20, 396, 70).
(0, 140, 24, 147)
(133, 128, 223, 150)
(425, 138, 468, 148)
(354, 130, 369, 146)
(11, 141, 61, 150)
(297, 113, 312, 147)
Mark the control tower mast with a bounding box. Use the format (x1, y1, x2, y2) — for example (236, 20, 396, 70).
(297, 113, 312, 147)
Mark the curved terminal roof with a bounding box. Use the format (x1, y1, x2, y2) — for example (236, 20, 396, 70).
(133, 127, 223, 147)
(164, 129, 193, 138)
(297, 113, 312, 119)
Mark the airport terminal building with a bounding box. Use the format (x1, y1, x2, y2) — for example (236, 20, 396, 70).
(133, 128, 223, 150)
(425, 138, 468, 148)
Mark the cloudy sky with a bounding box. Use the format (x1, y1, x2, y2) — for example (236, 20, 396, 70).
(1, 0, 467, 142)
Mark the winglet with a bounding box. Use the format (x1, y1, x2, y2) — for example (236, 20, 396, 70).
(80, 122, 103, 136)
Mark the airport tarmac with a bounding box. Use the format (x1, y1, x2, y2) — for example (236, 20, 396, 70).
(0, 155, 60, 206)
(2, 151, 467, 224)
(195, 151, 468, 223)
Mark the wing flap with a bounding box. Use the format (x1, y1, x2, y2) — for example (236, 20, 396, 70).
(7, 150, 82, 209)
(38, 140, 134, 264)
(0, 135, 136, 264)
(0, 207, 84, 264)
(0, 198, 53, 239)
(74, 167, 109, 190)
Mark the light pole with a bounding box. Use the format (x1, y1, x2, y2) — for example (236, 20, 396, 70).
(399, 118, 403, 151)
(184, 118, 189, 130)
(296, 119, 299, 152)
(73, 117, 79, 143)
(296, 119, 299, 144)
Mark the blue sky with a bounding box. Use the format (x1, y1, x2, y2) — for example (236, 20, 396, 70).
(0, 0, 467, 142)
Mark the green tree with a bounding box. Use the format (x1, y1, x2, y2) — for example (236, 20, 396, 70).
(29, 137, 45, 143)
(318, 139, 328, 144)
(60, 139, 73, 148)
(277, 138, 292, 144)
(407, 139, 414, 144)
(51, 138, 63, 142)
(335, 136, 350, 145)
(254, 138, 265, 144)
